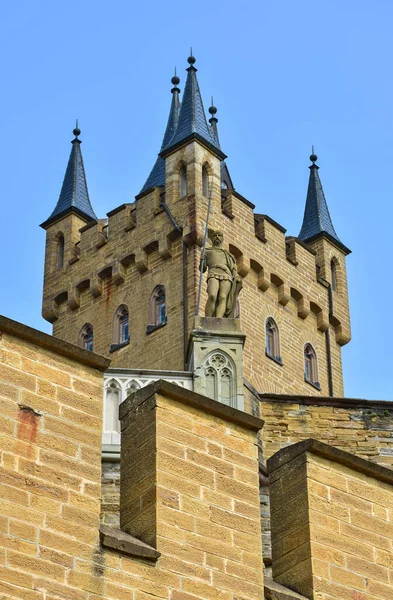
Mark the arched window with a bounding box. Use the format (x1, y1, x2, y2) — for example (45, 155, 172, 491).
(304, 343, 319, 388)
(331, 259, 338, 292)
(179, 165, 187, 197)
(79, 324, 93, 351)
(202, 351, 236, 408)
(202, 166, 209, 197)
(103, 380, 121, 445)
(147, 285, 167, 332)
(265, 318, 281, 363)
(57, 234, 64, 269)
(111, 305, 129, 349)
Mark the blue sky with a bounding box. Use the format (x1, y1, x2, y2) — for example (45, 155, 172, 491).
(1, 0, 392, 399)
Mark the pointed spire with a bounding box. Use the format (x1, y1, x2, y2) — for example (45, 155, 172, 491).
(299, 151, 349, 253)
(140, 72, 182, 194)
(161, 54, 225, 159)
(41, 123, 97, 228)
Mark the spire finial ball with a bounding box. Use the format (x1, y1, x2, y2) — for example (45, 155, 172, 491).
(188, 54, 196, 65)
(73, 127, 81, 138)
(171, 75, 180, 86)
(209, 105, 217, 115)
(310, 153, 317, 163)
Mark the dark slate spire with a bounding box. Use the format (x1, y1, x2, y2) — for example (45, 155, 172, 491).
(41, 124, 97, 228)
(140, 72, 181, 194)
(161, 54, 225, 159)
(299, 151, 349, 253)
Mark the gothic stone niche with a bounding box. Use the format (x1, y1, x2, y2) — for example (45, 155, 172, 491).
(189, 317, 245, 412)
(203, 351, 236, 407)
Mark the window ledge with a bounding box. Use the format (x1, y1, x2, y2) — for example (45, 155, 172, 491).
(109, 338, 130, 353)
(265, 351, 283, 366)
(304, 377, 321, 391)
(146, 318, 167, 335)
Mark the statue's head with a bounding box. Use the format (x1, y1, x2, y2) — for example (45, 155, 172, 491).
(211, 230, 223, 248)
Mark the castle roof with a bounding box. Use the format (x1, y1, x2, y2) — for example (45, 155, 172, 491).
(140, 55, 226, 195)
(299, 152, 349, 254)
(162, 55, 223, 158)
(41, 125, 97, 229)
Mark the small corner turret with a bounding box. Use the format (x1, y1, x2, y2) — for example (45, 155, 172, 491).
(41, 124, 98, 323)
(299, 151, 351, 356)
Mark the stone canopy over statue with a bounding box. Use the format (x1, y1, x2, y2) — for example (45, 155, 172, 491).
(200, 231, 242, 318)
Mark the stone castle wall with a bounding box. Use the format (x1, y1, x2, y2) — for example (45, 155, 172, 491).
(0, 316, 109, 599)
(0, 316, 266, 600)
(268, 440, 393, 600)
(261, 396, 393, 465)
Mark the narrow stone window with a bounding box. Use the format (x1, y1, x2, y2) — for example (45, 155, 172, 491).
(147, 285, 167, 333)
(202, 166, 209, 197)
(79, 324, 93, 351)
(179, 165, 187, 197)
(331, 259, 338, 292)
(111, 305, 130, 351)
(304, 343, 320, 389)
(265, 318, 282, 364)
(103, 380, 121, 445)
(57, 234, 64, 269)
(221, 180, 228, 190)
(119, 308, 129, 343)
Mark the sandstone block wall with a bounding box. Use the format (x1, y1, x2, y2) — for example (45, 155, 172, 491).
(259, 396, 393, 566)
(119, 380, 265, 598)
(260, 396, 393, 465)
(268, 439, 393, 600)
(0, 315, 109, 600)
(0, 317, 267, 600)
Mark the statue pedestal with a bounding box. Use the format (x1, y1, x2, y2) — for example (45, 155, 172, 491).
(188, 317, 245, 411)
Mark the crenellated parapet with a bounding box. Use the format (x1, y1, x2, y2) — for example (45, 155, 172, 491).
(43, 171, 350, 357)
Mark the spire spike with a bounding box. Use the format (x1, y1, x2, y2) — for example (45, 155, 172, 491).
(298, 151, 345, 250)
(73, 119, 81, 139)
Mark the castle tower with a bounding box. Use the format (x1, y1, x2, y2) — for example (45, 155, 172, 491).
(298, 151, 351, 395)
(41, 55, 351, 401)
(41, 125, 97, 324)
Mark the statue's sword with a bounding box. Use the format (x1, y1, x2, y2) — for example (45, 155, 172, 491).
(196, 178, 214, 316)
